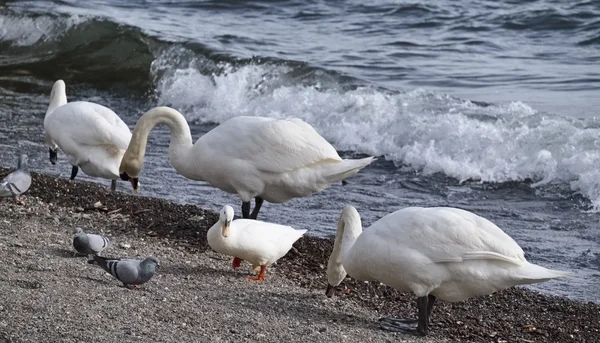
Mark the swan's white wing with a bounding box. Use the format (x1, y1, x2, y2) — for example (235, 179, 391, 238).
(200, 116, 342, 173)
(45, 101, 131, 149)
(232, 219, 306, 252)
(371, 207, 525, 266)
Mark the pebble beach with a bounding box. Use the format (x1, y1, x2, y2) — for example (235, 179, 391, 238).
(0, 169, 598, 343)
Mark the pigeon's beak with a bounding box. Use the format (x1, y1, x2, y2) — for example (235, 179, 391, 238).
(48, 148, 57, 165)
(325, 284, 335, 298)
(221, 220, 231, 238)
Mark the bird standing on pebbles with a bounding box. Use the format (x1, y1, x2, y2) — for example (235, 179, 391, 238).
(72, 227, 110, 258)
(43, 80, 133, 192)
(88, 255, 160, 289)
(207, 205, 306, 281)
(326, 206, 569, 336)
(0, 154, 32, 205)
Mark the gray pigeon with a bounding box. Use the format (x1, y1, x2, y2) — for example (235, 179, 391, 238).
(0, 154, 31, 204)
(72, 228, 110, 257)
(88, 255, 160, 289)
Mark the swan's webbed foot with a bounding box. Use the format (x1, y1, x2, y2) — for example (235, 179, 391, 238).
(110, 180, 117, 192)
(70, 166, 79, 180)
(379, 295, 436, 336)
(379, 318, 418, 325)
(379, 318, 420, 335)
(245, 265, 266, 281)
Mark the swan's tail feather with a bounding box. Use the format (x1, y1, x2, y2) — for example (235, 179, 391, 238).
(514, 262, 570, 285)
(324, 157, 376, 183)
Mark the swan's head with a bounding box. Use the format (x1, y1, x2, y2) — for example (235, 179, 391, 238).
(219, 205, 235, 238)
(50, 80, 66, 101)
(119, 158, 141, 194)
(326, 253, 348, 298)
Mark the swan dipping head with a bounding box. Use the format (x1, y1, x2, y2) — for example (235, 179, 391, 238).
(119, 171, 139, 194)
(119, 151, 141, 193)
(219, 205, 235, 238)
(325, 206, 360, 297)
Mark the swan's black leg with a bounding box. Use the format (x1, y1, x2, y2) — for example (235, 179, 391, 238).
(426, 295, 436, 318)
(249, 197, 264, 219)
(48, 148, 57, 165)
(242, 202, 251, 219)
(379, 295, 435, 336)
(70, 166, 79, 180)
(110, 180, 117, 192)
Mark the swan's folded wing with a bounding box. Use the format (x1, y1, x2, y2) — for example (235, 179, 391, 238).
(234, 219, 304, 251)
(210, 116, 342, 173)
(374, 207, 526, 265)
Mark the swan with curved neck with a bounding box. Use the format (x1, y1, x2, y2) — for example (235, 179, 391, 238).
(119, 106, 375, 219)
(43, 80, 133, 191)
(45, 80, 67, 165)
(326, 205, 569, 336)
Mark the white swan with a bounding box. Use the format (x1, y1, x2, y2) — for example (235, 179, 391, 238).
(119, 106, 375, 219)
(326, 206, 569, 336)
(43, 80, 133, 191)
(207, 205, 307, 281)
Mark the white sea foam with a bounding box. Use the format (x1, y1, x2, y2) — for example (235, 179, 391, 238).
(151, 46, 600, 209)
(0, 12, 85, 47)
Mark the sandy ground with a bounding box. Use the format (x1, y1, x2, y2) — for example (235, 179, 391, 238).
(0, 170, 599, 343)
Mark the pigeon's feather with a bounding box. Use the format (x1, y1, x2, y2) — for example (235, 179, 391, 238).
(73, 230, 110, 255)
(90, 255, 158, 286)
(0, 170, 31, 198)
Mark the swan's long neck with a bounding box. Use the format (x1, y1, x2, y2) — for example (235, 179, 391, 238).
(46, 80, 67, 117)
(334, 208, 363, 264)
(123, 107, 194, 177)
(327, 206, 363, 285)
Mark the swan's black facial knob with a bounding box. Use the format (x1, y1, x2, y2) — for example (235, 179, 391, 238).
(131, 178, 139, 193)
(120, 172, 130, 181)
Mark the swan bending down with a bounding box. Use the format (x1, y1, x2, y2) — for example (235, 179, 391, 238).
(43, 80, 134, 192)
(326, 206, 569, 336)
(119, 106, 375, 219)
(207, 205, 306, 281)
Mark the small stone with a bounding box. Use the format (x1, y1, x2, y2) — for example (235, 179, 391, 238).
(93, 201, 102, 208)
(318, 327, 327, 333)
(119, 243, 131, 249)
(188, 215, 205, 222)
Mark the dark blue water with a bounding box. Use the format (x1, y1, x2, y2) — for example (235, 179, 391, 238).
(1, 0, 599, 302)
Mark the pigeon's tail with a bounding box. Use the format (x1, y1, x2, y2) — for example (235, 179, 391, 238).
(0, 182, 13, 197)
(89, 255, 110, 270)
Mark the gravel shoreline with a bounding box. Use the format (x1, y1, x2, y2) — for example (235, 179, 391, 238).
(0, 169, 598, 342)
